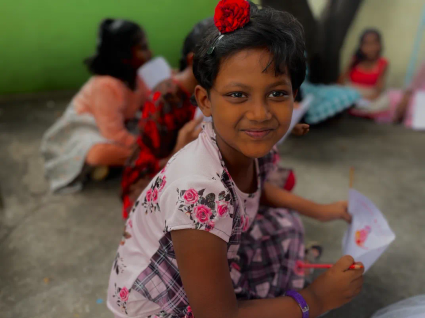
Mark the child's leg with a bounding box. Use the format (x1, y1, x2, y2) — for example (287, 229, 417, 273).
(86, 143, 133, 167)
(232, 207, 305, 299)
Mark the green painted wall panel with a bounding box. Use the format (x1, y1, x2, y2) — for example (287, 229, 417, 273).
(0, 0, 217, 94)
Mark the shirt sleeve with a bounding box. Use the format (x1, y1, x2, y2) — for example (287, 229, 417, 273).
(91, 80, 137, 147)
(158, 175, 234, 242)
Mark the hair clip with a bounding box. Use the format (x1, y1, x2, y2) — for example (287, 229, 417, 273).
(207, 34, 224, 55)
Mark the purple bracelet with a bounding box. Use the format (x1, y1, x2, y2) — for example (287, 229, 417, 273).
(285, 290, 309, 318)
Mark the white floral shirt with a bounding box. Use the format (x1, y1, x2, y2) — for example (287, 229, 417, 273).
(107, 122, 274, 318)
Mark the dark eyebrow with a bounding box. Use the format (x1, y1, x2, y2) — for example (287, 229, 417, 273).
(222, 82, 252, 90)
(222, 80, 292, 91)
(267, 79, 292, 89)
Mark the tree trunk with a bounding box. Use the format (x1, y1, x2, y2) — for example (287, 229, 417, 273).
(261, 0, 318, 63)
(261, 0, 364, 84)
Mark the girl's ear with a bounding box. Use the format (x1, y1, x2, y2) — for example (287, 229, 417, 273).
(293, 89, 298, 100)
(194, 85, 212, 117)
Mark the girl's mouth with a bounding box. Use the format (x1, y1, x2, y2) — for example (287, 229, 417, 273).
(243, 129, 274, 139)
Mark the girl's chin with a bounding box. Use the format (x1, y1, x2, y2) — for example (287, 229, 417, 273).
(240, 144, 275, 159)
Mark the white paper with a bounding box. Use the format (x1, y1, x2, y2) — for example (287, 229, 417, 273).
(412, 90, 425, 130)
(138, 56, 172, 90)
(277, 94, 313, 144)
(342, 189, 395, 272)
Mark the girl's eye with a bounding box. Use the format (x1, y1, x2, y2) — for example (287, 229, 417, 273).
(228, 92, 247, 98)
(268, 91, 289, 98)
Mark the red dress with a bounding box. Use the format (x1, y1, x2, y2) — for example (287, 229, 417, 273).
(121, 79, 196, 218)
(349, 57, 388, 87)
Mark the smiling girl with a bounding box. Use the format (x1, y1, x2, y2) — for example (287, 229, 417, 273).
(107, 2, 363, 318)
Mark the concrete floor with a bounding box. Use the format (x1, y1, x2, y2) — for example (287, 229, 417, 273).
(0, 98, 424, 318)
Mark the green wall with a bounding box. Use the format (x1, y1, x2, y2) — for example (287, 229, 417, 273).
(0, 0, 217, 95)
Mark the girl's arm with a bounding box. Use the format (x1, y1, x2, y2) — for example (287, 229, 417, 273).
(337, 63, 352, 85)
(337, 69, 349, 85)
(260, 181, 351, 223)
(171, 229, 363, 318)
(172, 229, 323, 318)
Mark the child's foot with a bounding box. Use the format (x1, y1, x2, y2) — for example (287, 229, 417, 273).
(90, 166, 110, 181)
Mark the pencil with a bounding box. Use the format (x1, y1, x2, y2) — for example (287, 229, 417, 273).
(349, 167, 355, 188)
(297, 261, 363, 270)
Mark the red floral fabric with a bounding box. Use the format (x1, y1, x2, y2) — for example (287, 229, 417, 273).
(121, 79, 196, 218)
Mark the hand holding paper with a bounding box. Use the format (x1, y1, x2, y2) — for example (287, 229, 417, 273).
(342, 189, 395, 272)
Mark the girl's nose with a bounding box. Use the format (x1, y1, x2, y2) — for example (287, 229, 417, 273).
(245, 101, 272, 122)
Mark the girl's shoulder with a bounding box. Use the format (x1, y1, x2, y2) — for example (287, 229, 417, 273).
(90, 75, 127, 93)
(378, 57, 389, 70)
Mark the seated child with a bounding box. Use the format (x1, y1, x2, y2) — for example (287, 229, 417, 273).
(120, 18, 214, 218)
(340, 28, 389, 116)
(371, 61, 425, 126)
(41, 19, 151, 193)
(107, 2, 363, 318)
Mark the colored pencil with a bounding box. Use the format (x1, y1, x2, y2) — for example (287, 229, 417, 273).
(297, 261, 363, 270)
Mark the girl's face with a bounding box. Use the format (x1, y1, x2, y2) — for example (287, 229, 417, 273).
(131, 35, 152, 69)
(361, 33, 381, 61)
(196, 48, 295, 159)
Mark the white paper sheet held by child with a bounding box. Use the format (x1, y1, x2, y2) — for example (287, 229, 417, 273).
(138, 56, 172, 90)
(342, 189, 395, 272)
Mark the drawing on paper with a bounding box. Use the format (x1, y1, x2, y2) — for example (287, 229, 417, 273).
(355, 225, 371, 248)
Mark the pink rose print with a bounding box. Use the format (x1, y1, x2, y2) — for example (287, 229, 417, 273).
(128, 219, 133, 228)
(216, 200, 229, 217)
(152, 188, 159, 204)
(161, 166, 166, 174)
(119, 287, 130, 302)
(183, 189, 199, 204)
(194, 204, 212, 223)
(206, 220, 215, 232)
(185, 306, 194, 318)
(159, 176, 167, 192)
(146, 189, 152, 202)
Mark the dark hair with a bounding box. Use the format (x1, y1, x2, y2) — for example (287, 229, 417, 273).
(350, 28, 382, 70)
(193, 5, 306, 92)
(85, 19, 145, 90)
(179, 17, 215, 71)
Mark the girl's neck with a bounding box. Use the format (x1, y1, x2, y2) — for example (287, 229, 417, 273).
(215, 130, 256, 193)
(173, 68, 198, 95)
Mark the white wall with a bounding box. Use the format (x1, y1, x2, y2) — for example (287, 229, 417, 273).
(308, 0, 425, 88)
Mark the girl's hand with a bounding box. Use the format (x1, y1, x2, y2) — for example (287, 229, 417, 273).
(316, 201, 352, 223)
(291, 123, 310, 136)
(174, 116, 203, 153)
(304, 255, 364, 313)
